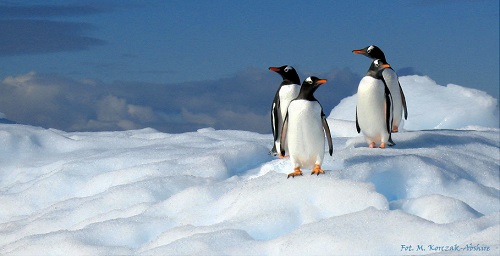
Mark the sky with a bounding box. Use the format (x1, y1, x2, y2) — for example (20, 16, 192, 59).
(0, 0, 498, 133)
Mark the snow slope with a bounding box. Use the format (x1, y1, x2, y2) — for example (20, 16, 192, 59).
(0, 75, 499, 255)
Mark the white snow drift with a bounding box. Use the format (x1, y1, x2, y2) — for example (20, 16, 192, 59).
(328, 75, 499, 137)
(0, 75, 499, 255)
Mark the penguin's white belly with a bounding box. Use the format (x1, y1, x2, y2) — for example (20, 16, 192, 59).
(275, 84, 300, 152)
(356, 77, 389, 144)
(279, 84, 300, 118)
(286, 100, 325, 168)
(382, 69, 403, 128)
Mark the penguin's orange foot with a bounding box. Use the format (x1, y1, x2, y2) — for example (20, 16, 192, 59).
(278, 154, 289, 159)
(379, 143, 386, 149)
(369, 142, 376, 148)
(311, 164, 325, 176)
(287, 168, 303, 179)
(392, 126, 399, 133)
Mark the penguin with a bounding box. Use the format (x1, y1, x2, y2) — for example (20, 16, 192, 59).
(269, 65, 301, 157)
(356, 59, 394, 148)
(280, 76, 333, 178)
(352, 45, 408, 132)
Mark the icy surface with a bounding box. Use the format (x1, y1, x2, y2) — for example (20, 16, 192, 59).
(0, 75, 499, 255)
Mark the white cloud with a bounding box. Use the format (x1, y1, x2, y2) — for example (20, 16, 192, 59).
(128, 104, 156, 123)
(96, 95, 128, 122)
(181, 108, 216, 126)
(2, 71, 37, 85)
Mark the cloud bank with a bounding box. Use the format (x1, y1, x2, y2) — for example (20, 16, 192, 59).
(0, 68, 362, 133)
(4, 67, 494, 135)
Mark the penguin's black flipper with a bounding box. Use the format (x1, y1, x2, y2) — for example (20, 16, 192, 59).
(270, 101, 278, 155)
(321, 113, 333, 156)
(279, 113, 289, 157)
(399, 82, 408, 120)
(271, 95, 280, 141)
(355, 108, 361, 133)
(384, 83, 395, 146)
(383, 83, 392, 131)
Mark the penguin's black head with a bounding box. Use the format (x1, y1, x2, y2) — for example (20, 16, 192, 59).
(352, 45, 387, 62)
(269, 65, 300, 84)
(367, 59, 391, 78)
(296, 76, 327, 100)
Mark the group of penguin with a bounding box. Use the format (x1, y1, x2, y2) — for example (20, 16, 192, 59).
(269, 45, 408, 178)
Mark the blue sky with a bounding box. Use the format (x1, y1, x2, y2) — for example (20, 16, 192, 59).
(0, 0, 498, 133)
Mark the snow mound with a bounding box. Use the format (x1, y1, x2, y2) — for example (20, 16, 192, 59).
(393, 194, 483, 224)
(0, 124, 498, 255)
(328, 75, 499, 131)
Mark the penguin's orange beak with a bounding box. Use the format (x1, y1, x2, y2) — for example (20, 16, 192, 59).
(352, 49, 365, 54)
(317, 79, 327, 84)
(382, 63, 391, 68)
(269, 67, 280, 72)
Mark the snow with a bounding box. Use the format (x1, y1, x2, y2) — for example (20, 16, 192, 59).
(328, 75, 499, 132)
(1, 75, 499, 255)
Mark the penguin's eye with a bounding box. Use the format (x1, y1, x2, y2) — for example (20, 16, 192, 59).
(284, 66, 292, 72)
(374, 59, 380, 66)
(305, 77, 313, 84)
(367, 45, 374, 53)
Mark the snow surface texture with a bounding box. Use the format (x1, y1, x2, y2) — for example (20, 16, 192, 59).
(0, 75, 499, 255)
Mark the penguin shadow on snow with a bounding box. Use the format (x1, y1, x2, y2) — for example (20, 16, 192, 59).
(387, 130, 499, 150)
(343, 152, 485, 206)
(346, 135, 397, 149)
(340, 131, 496, 202)
(346, 129, 497, 150)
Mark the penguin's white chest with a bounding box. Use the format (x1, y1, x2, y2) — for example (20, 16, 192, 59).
(286, 100, 325, 168)
(278, 84, 300, 118)
(274, 84, 300, 153)
(356, 76, 390, 143)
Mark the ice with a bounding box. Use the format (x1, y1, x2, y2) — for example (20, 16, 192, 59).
(0, 75, 499, 255)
